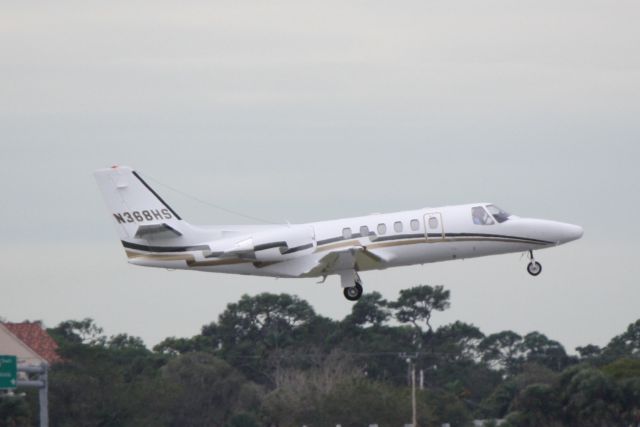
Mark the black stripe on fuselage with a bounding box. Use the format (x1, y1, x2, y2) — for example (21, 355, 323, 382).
(131, 171, 182, 220)
(254, 241, 287, 251)
(320, 231, 551, 247)
(372, 233, 424, 242)
(282, 243, 314, 254)
(316, 231, 375, 246)
(316, 232, 552, 247)
(316, 236, 345, 246)
(121, 231, 553, 256)
(444, 232, 553, 245)
(121, 240, 209, 253)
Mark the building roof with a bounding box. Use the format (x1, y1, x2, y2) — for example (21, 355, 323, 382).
(2, 321, 61, 364)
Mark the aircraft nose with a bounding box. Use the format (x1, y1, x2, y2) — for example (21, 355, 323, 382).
(557, 223, 584, 244)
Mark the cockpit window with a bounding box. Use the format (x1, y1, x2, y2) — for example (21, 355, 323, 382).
(472, 206, 495, 225)
(486, 205, 511, 223)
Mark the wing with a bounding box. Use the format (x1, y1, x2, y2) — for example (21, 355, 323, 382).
(303, 246, 389, 277)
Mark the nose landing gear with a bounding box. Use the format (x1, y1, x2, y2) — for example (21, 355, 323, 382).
(341, 271, 364, 301)
(527, 250, 542, 276)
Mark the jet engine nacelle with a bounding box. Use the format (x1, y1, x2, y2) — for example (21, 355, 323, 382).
(225, 225, 315, 261)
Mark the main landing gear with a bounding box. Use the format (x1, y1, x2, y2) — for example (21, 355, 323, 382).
(527, 250, 542, 276)
(341, 271, 364, 301)
(344, 283, 363, 301)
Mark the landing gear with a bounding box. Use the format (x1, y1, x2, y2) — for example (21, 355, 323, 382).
(527, 250, 542, 276)
(343, 283, 363, 301)
(341, 271, 364, 301)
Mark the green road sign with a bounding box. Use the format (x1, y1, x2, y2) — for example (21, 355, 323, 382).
(0, 355, 17, 389)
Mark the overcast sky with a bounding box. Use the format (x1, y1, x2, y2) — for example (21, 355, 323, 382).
(1, 1, 639, 353)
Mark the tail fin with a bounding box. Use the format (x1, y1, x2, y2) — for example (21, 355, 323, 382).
(94, 166, 191, 244)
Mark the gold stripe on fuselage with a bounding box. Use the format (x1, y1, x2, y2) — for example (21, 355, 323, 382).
(314, 239, 363, 252)
(125, 251, 195, 262)
(187, 258, 251, 267)
(125, 235, 546, 269)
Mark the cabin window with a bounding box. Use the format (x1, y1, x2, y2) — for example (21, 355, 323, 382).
(394, 221, 403, 233)
(360, 225, 370, 237)
(472, 206, 494, 225)
(377, 223, 387, 235)
(342, 227, 352, 239)
(410, 219, 419, 231)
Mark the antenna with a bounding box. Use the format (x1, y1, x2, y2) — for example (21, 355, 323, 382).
(141, 172, 279, 225)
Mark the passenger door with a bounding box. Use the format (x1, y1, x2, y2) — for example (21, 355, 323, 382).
(424, 212, 444, 240)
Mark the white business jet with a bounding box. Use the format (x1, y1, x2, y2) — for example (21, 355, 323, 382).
(95, 166, 583, 301)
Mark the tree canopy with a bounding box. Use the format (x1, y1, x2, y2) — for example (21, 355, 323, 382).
(4, 285, 639, 427)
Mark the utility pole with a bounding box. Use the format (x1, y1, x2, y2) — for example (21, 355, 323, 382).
(400, 353, 418, 427)
(411, 361, 417, 427)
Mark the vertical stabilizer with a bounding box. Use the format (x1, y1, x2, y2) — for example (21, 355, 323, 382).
(94, 166, 184, 241)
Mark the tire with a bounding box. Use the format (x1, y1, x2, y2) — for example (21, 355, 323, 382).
(527, 261, 542, 276)
(343, 283, 363, 301)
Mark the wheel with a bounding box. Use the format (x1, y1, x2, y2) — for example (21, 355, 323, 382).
(343, 283, 363, 301)
(527, 261, 542, 276)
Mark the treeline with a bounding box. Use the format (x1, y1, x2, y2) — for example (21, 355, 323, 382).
(2, 285, 640, 427)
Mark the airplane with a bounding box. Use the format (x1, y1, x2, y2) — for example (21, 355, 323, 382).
(94, 166, 584, 301)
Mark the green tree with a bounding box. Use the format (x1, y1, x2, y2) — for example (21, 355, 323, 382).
(507, 383, 562, 426)
(153, 334, 219, 355)
(217, 293, 316, 344)
(422, 389, 473, 427)
(315, 379, 412, 426)
(0, 395, 32, 427)
(225, 412, 260, 427)
(479, 331, 524, 375)
(576, 344, 602, 361)
(163, 353, 262, 427)
(48, 318, 106, 346)
(600, 358, 640, 380)
(619, 377, 640, 425)
(558, 365, 624, 426)
(434, 321, 484, 363)
(391, 285, 451, 334)
(343, 291, 390, 327)
(478, 363, 558, 419)
(601, 359, 640, 424)
(261, 351, 355, 424)
(36, 301, 640, 427)
(518, 332, 573, 372)
(425, 322, 499, 406)
(214, 293, 318, 384)
(335, 321, 415, 384)
(107, 333, 147, 351)
(48, 338, 175, 426)
(602, 319, 640, 361)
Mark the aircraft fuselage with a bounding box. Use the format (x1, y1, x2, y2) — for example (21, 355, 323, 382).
(96, 166, 583, 301)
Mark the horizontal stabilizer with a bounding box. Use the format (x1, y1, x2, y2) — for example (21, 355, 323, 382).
(134, 223, 183, 240)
